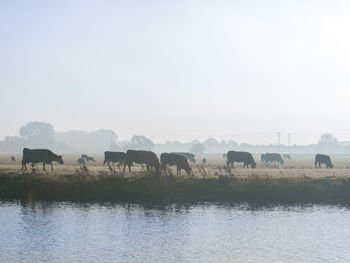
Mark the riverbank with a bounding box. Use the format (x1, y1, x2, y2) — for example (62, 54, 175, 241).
(1, 171, 350, 203)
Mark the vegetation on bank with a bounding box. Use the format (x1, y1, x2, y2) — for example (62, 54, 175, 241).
(1, 171, 350, 204)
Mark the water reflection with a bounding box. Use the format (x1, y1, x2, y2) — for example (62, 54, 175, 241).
(0, 201, 350, 262)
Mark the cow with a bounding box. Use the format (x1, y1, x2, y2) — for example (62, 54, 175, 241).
(160, 153, 192, 176)
(11, 156, 16, 162)
(171, 152, 196, 164)
(86, 156, 95, 162)
(283, 154, 291, 161)
(261, 153, 284, 166)
(226, 151, 256, 168)
(123, 150, 160, 173)
(80, 154, 95, 163)
(77, 158, 85, 166)
(315, 154, 333, 168)
(103, 151, 126, 166)
(21, 148, 64, 171)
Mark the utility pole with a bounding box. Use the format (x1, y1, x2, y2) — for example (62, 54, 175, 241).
(288, 133, 291, 154)
(277, 132, 281, 153)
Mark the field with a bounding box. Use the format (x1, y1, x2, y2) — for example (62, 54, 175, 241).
(1, 154, 350, 203)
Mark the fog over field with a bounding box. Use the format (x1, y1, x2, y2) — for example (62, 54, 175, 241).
(1, 0, 350, 145)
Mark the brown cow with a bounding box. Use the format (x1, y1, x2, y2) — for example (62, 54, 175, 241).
(21, 148, 64, 171)
(161, 153, 192, 176)
(123, 150, 160, 173)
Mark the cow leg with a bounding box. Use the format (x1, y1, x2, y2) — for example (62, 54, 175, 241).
(128, 163, 132, 173)
(50, 163, 53, 171)
(123, 162, 127, 173)
(43, 162, 46, 171)
(161, 163, 167, 175)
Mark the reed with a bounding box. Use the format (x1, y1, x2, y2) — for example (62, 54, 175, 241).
(1, 171, 350, 204)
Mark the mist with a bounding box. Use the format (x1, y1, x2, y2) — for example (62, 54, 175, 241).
(1, 1, 350, 145)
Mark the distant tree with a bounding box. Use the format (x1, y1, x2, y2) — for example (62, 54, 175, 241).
(203, 138, 220, 153)
(318, 133, 338, 144)
(19, 121, 55, 148)
(190, 143, 205, 155)
(123, 135, 155, 151)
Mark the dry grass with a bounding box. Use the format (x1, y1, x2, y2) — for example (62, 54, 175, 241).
(1, 154, 349, 180)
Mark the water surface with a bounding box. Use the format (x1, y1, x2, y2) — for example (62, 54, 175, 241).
(1, 201, 349, 262)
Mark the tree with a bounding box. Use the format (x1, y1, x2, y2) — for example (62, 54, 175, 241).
(318, 133, 338, 144)
(203, 138, 220, 153)
(190, 143, 205, 155)
(19, 122, 55, 148)
(122, 135, 155, 151)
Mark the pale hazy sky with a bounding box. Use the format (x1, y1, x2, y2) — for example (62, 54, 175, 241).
(1, 0, 350, 145)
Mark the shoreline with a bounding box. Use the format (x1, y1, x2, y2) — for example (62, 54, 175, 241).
(1, 172, 350, 204)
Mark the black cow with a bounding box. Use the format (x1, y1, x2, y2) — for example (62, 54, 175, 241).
(123, 150, 160, 173)
(11, 156, 16, 162)
(315, 154, 333, 168)
(171, 152, 196, 163)
(160, 153, 192, 176)
(261, 153, 284, 166)
(226, 151, 256, 168)
(103, 151, 126, 166)
(21, 148, 64, 171)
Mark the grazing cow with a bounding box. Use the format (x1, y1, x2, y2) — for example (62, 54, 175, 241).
(77, 158, 86, 166)
(123, 150, 160, 173)
(103, 151, 126, 166)
(160, 153, 192, 176)
(21, 148, 64, 171)
(202, 158, 207, 165)
(11, 156, 16, 162)
(80, 154, 95, 163)
(81, 154, 89, 160)
(226, 151, 256, 168)
(86, 156, 95, 162)
(283, 154, 291, 161)
(315, 154, 333, 168)
(171, 152, 196, 164)
(261, 153, 284, 166)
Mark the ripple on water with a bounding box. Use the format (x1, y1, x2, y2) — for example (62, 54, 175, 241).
(0, 201, 350, 262)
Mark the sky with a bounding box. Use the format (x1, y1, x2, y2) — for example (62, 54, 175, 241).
(1, 0, 350, 145)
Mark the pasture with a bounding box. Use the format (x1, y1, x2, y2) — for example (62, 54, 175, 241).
(1, 153, 350, 203)
(2, 153, 350, 179)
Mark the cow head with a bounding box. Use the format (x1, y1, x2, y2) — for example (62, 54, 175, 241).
(185, 166, 192, 176)
(251, 162, 256, 168)
(281, 159, 284, 165)
(154, 160, 160, 172)
(58, 155, 64, 164)
(329, 163, 334, 168)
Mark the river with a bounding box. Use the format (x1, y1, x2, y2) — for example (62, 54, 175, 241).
(0, 201, 349, 262)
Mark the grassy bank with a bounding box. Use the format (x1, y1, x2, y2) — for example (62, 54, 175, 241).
(1, 172, 350, 204)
